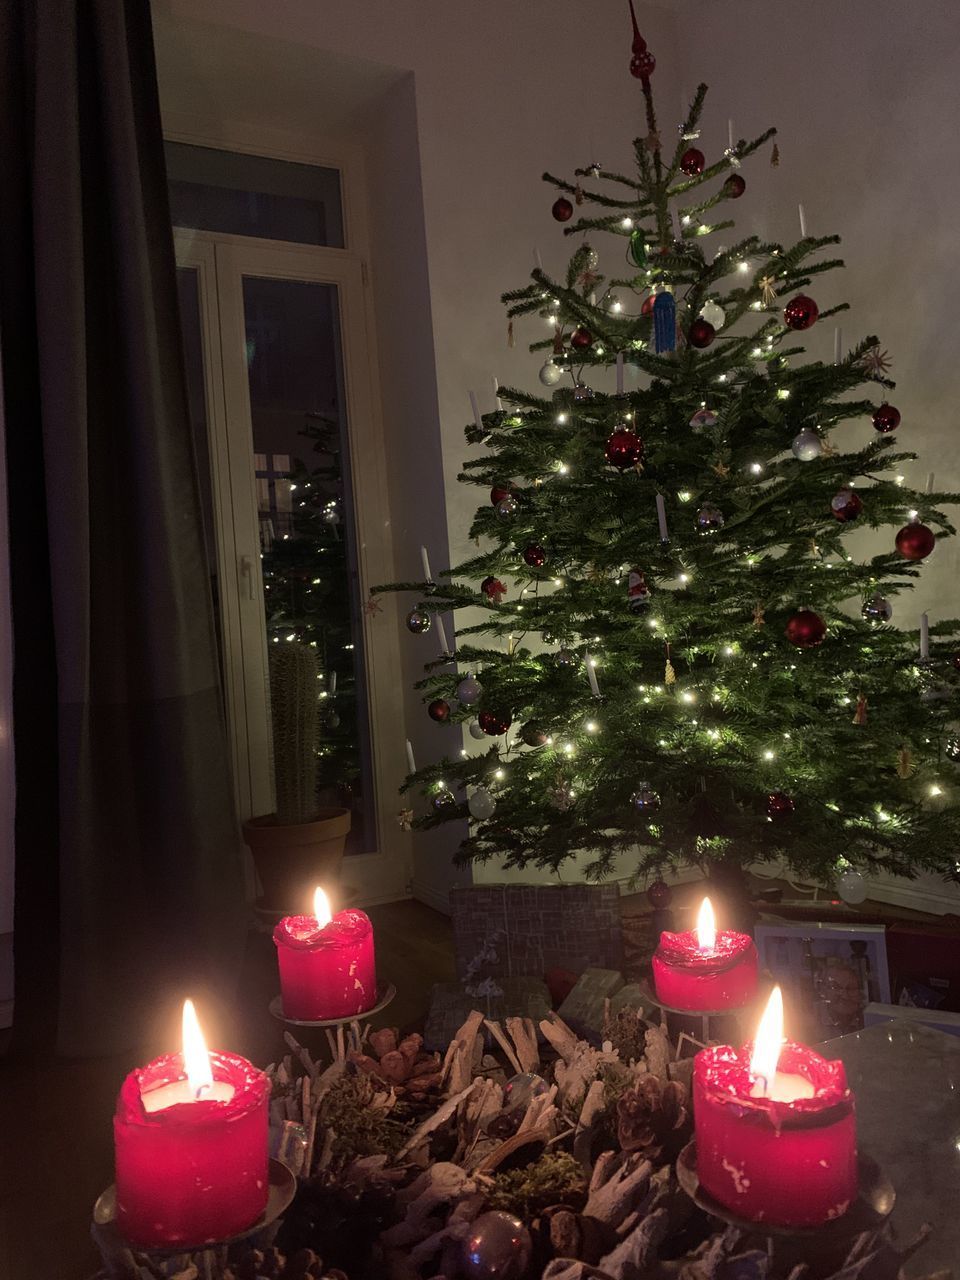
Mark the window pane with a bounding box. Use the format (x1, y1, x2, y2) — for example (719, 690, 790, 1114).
(166, 143, 344, 248)
(245, 276, 374, 854)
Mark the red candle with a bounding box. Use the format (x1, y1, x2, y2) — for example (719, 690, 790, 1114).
(652, 897, 758, 1010)
(114, 1000, 269, 1247)
(694, 987, 857, 1227)
(273, 887, 376, 1020)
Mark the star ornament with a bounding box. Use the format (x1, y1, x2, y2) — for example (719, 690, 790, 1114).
(758, 276, 778, 307)
(712, 459, 731, 478)
(859, 344, 892, 378)
(364, 596, 383, 617)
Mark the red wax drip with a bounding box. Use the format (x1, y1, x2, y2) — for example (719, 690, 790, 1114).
(653, 929, 758, 1010)
(273, 907, 377, 1020)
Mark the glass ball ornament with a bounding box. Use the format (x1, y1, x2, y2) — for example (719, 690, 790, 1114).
(646, 879, 672, 908)
(766, 790, 795, 820)
(785, 609, 827, 648)
(631, 782, 661, 814)
(699, 300, 726, 330)
(322, 708, 341, 730)
(463, 1210, 533, 1280)
(861, 593, 893, 626)
(583, 245, 600, 271)
(552, 196, 574, 222)
(723, 173, 746, 198)
(478, 708, 512, 736)
(539, 359, 564, 387)
(548, 781, 576, 812)
(520, 721, 549, 747)
(490, 484, 512, 505)
(522, 543, 547, 568)
(570, 326, 593, 350)
(791, 428, 822, 461)
(836, 868, 867, 905)
(456, 675, 483, 705)
(605, 426, 643, 470)
(427, 698, 451, 723)
(322, 505, 340, 525)
(573, 381, 595, 403)
(831, 487, 863, 522)
(555, 648, 580, 670)
(495, 495, 519, 520)
(628, 228, 648, 268)
(945, 736, 960, 763)
(695, 502, 725, 534)
(895, 521, 936, 561)
(468, 787, 497, 821)
(468, 720, 487, 741)
(406, 608, 432, 635)
(872, 402, 901, 434)
(433, 789, 456, 812)
(689, 408, 718, 432)
(784, 293, 819, 330)
(680, 146, 705, 176)
(688, 318, 716, 349)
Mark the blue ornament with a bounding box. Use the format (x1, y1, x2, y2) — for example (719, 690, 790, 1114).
(653, 291, 676, 353)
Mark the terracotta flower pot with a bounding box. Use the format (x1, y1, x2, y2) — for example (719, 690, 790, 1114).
(243, 807, 351, 913)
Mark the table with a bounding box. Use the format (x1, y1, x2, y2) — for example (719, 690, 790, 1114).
(824, 1019, 960, 1276)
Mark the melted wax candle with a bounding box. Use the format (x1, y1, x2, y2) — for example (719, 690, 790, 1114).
(114, 1001, 269, 1247)
(694, 987, 857, 1227)
(273, 887, 376, 1020)
(652, 897, 758, 1010)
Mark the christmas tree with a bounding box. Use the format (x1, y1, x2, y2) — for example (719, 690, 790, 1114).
(379, 17, 960, 897)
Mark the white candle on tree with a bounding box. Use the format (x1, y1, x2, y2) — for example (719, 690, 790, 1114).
(492, 375, 503, 411)
(834, 327, 842, 365)
(616, 351, 625, 395)
(420, 545, 434, 584)
(656, 493, 669, 543)
(469, 391, 483, 430)
(798, 203, 807, 238)
(405, 739, 417, 775)
(435, 612, 451, 657)
(920, 612, 930, 660)
(585, 654, 601, 698)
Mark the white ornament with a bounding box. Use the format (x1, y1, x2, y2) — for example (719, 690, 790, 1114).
(791, 428, 822, 462)
(699, 300, 726, 330)
(456, 676, 482, 706)
(468, 787, 497, 820)
(583, 245, 600, 272)
(836, 868, 867, 904)
(539, 360, 563, 387)
(468, 720, 487, 740)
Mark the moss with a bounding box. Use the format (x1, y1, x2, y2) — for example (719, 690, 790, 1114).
(486, 1151, 587, 1218)
(319, 1073, 412, 1167)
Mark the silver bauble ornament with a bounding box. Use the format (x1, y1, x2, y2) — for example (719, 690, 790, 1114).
(699, 299, 726, 330)
(861, 594, 893, 626)
(495, 496, 519, 520)
(323, 505, 340, 525)
(694, 502, 725, 534)
(495, 1072, 549, 1133)
(791, 428, 822, 462)
(583, 245, 600, 271)
(555, 648, 579, 669)
(456, 675, 483, 705)
(433, 789, 456, 812)
(405, 608, 432, 635)
(323, 709, 341, 730)
(945, 736, 960, 763)
(689, 408, 718, 432)
(463, 1211, 533, 1280)
(468, 720, 487, 740)
(631, 782, 662, 813)
(467, 787, 497, 820)
(836, 868, 867, 905)
(548, 782, 576, 812)
(573, 381, 594, 403)
(539, 359, 563, 387)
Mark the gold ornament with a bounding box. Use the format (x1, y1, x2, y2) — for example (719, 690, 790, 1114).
(758, 276, 777, 307)
(364, 596, 383, 617)
(712, 459, 730, 478)
(896, 745, 915, 779)
(664, 644, 676, 685)
(397, 808, 414, 830)
(574, 182, 584, 206)
(852, 694, 868, 726)
(752, 601, 765, 628)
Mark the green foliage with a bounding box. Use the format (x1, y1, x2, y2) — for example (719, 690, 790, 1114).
(319, 1072, 410, 1167)
(486, 1151, 586, 1217)
(269, 640, 320, 824)
(379, 79, 960, 888)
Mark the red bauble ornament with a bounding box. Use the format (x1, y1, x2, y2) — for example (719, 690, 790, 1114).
(689, 318, 716, 349)
(831, 488, 863, 523)
(428, 698, 451, 723)
(641, 293, 656, 317)
(552, 197, 574, 223)
(784, 294, 819, 331)
(723, 173, 746, 199)
(605, 427, 644, 470)
(570, 326, 593, 350)
(872, 403, 901, 434)
(478, 708, 512, 736)
(785, 609, 827, 648)
(481, 576, 506, 604)
(490, 484, 512, 506)
(895, 521, 936, 560)
(630, 49, 656, 79)
(522, 543, 547, 568)
(680, 147, 705, 177)
(766, 791, 796, 820)
(646, 879, 672, 908)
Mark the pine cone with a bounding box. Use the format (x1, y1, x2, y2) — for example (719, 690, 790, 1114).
(349, 1029, 443, 1098)
(616, 1076, 688, 1159)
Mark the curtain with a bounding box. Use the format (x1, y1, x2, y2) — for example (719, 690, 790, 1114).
(0, 0, 246, 1056)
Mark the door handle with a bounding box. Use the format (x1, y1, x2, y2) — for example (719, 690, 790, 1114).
(238, 554, 256, 601)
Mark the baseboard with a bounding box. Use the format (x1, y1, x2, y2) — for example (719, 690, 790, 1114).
(865, 876, 960, 917)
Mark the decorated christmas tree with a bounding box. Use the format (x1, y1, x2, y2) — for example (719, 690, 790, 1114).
(379, 13, 960, 901)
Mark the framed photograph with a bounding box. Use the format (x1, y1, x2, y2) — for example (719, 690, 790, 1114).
(753, 922, 890, 1042)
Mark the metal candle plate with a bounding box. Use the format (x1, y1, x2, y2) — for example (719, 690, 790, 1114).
(269, 979, 396, 1029)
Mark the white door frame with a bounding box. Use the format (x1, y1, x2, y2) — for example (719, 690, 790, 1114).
(175, 228, 411, 905)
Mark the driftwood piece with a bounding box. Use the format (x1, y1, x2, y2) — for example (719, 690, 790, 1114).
(382, 1162, 478, 1248)
(542, 1263, 619, 1280)
(555, 1040, 619, 1108)
(583, 1152, 653, 1231)
(396, 1082, 477, 1161)
(473, 1124, 553, 1173)
(484, 1018, 524, 1075)
(643, 1025, 672, 1082)
(408, 1191, 487, 1265)
(518, 1082, 559, 1135)
(441, 1010, 485, 1095)
(597, 1205, 669, 1278)
(573, 1078, 607, 1171)
(506, 1015, 540, 1071)
(540, 1011, 582, 1062)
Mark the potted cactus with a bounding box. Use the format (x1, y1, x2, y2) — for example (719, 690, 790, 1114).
(243, 640, 351, 911)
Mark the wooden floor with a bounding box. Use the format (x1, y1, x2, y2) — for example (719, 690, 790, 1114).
(0, 899, 455, 1280)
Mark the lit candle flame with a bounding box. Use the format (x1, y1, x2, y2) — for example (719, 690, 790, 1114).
(313, 886, 332, 928)
(749, 985, 785, 1096)
(182, 999, 214, 1098)
(695, 896, 716, 951)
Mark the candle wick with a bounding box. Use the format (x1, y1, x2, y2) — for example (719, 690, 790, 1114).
(754, 1072, 768, 1097)
(194, 1082, 210, 1101)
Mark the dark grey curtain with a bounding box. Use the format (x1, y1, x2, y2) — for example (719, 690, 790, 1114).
(0, 0, 246, 1055)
